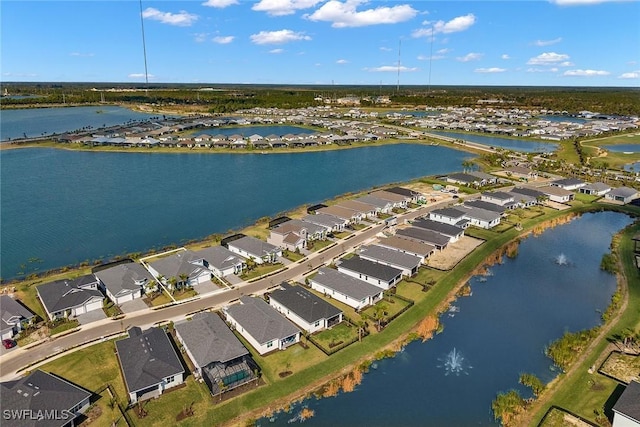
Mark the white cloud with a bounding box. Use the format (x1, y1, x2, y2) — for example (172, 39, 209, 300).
(69, 52, 94, 57)
(213, 35, 235, 44)
(269, 48, 285, 54)
(457, 52, 483, 62)
(305, 0, 418, 28)
(253, 0, 323, 16)
(475, 67, 506, 73)
(380, 47, 393, 52)
(526, 67, 559, 73)
(527, 52, 570, 65)
(142, 8, 198, 27)
(417, 54, 445, 61)
(250, 29, 311, 45)
(563, 69, 610, 76)
(336, 59, 349, 64)
(501, 54, 510, 60)
(559, 61, 574, 67)
(532, 37, 562, 47)
(413, 13, 476, 37)
(128, 73, 155, 79)
(619, 71, 640, 79)
(202, 0, 238, 7)
(366, 65, 419, 72)
(194, 33, 208, 43)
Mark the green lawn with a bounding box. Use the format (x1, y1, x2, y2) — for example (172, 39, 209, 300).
(49, 319, 80, 336)
(307, 239, 334, 252)
(242, 263, 283, 281)
(396, 280, 429, 301)
(312, 322, 360, 352)
(282, 250, 305, 263)
(362, 295, 412, 324)
(254, 340, 328, 385)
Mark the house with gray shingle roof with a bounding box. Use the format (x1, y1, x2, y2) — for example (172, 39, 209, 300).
(223, 296, 301, 355)
(464, 199, 507, 214)
(337, 255, 403, 290)
(375, 236, 435, 262)
(309, 267, 383, 311)
(269, 283, 343, 333)
(459, 205, 502, 229)
(302, 213, 348, 233)
(191, 246, 245, 278)
(147, 250, 212, 289)
(0, 369, 92, 427)
(94, 261, 153, 305)
(226, 236, 282, 265)
(429, 207, 469, 228)
(606, 186, 638, 204)
(358, 245, 421, 277)
(174, 312, 258, 395)
(0, 295, 35, 340)
(115, 326, 185, 404)
(267, 219, 328, 252)
(36, 275, 103, 321)
(481, 191, 515, 206)
(578, 182, 611, 196)
(550, 177, 586, 191)
(412, 218, 465, 242)
(612, 380, 640, 427)
(355, 195, 394, 214)
(396, 227, 451, 250)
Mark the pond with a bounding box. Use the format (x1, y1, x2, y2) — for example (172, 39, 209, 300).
(429, 130, 558, 153)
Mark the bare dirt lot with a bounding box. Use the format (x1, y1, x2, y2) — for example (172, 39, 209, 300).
(427, 235, 485, 270)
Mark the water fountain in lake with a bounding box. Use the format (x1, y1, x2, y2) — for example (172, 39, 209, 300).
(438, 348, 472, 376)
(555, 253, 568, 266)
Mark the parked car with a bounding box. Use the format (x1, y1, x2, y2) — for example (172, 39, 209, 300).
(2, 339, 16, 349)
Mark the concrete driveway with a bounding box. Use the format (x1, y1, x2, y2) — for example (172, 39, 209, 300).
(120, 298, 149, 314)
(76, 309, 107, 325)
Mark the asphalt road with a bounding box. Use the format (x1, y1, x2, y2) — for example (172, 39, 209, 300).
(0, 200, 447, 380)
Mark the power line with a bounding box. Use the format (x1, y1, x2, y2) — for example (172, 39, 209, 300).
(139, 0, 150, 94)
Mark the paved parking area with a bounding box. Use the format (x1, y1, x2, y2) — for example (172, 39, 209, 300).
(194, 280, 219, 295)
(120, 298, 149, 314)
(76, 309, 107, 325)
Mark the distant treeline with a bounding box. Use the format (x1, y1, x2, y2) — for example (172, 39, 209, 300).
(2, 82, 639, 116)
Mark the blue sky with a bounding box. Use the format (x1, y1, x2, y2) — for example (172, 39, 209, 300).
(2, 0, 639, 86)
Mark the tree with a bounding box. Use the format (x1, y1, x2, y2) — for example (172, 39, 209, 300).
(492, 390, 525, 426)
(179, 273, 190, 289)
(518, 373, 545, 397)
(168, 276, 178, 292)
(372, 303, 389, 331)
(461, 159, 475, 173)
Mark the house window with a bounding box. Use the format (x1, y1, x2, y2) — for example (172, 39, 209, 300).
(314, 320, 320, 327)
(166, 376, 174, 383)
(266, 341, 273, 348)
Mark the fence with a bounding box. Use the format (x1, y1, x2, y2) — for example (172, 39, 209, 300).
(94, 383, 135, 427)
(307, 317, 370, 356)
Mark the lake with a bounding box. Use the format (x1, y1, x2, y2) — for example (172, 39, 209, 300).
(0, 106, 169, 141)
(538, 115, 588, 124)
(430, 130, 558, 153)
(261, 211, 632, 427)
(604, 144, 640, 153)
(197, 125, 317, 137)
(0, 144, 471, 279)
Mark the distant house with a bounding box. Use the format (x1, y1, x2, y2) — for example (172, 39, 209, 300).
(115, 326, 185, 404)
(612, 380, 640, 427)
(464, 199, 508, 214)
(511, 186, 545, 201)
(223, 296, 301, 355)
(226, 236, 282, 264)
(550, 177, 587, 191)
(396, 227, 451, 251)
(318, 205, 363, 224)
(267, 219, 327, 252)
(302, 213, 348, 233)
(36, 275, 103, 321)
(269, 283, 343, 333)
(309, 267, 384, 311)
(147, 250, 212, 289)
(0, 370, 92, 427)
(412, 218, 465, 242)
(191, 246, 245, 278)
(337, 200, 378, 219)
(355, 195, 394, 214)
(506, 166, 538, 181)
(445, 172, 482, 187)
(481, 191, 515, 207)
(337, 255, 403, 290)
(606, 187, 639, 204)
(369, 190, 409, 208)
(429, 207, 469, 228)
(375, 236, 435, 263)
(358, 245, 421, 277)
(385, 186, 425, 204)
(94, 261, 153, 305)
(579, 182, 611, 196)
(458, 205, 502, 229)
(0, 295, 35, 340)
(174, 312, 259, 395)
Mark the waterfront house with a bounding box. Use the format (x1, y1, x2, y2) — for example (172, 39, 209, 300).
(550, 177, 587, 191)
(36, 275, 103, 321)
(309, 267, 384, 311)
(429, 207, 469, 228)
(226, 236, 282, 264)
(605, 186, 639, 204)
(0, 295, 35, 340)
(0, 370, 92, 427)
(318, 205, 363, 224)
(337, 255, 403, 290)
(369, 190, 409, 208)
(147, 250, 212, 289)
(612, 380, 640, 427)
(468, 171, 498, 185)
(395, 227, 451, 250)
(505, 165, 538, 181)
(267, 219, 327, 252)
(337, 200, 378, 219)
(579, 182, 611, 196)
(464, 199, 508, 214)
(511, 186, 545, 201)
(358, 245, 421, 277)
(223, 296, 301, 355)
(458, 205, 502, 229)
(355, 195, 394, 214)
(302, 213, 348, 233)
(94, 261, 153, 305)
(115, 326, 185, 404)
(481, 191, 515, 206)
(268, 283, 343, 333)
(174, 312, 258, 395)
(538, 185, 575, 203)
(445, 172, 482, 187)
(412, 218, 465, 242)
(375, 236, 435, 263)
(385, 186, 426, 204)
(191, 246, 245, 278)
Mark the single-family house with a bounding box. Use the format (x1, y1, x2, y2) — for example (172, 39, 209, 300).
(267, 219, 327, 252)
(318, 205, 363, 224)
(309, 267, 384, 311)
(0, 295, 35, 340)
(550, 177, 587, 191)
(337, 200, 378, 219)
(429, 207, 469, 228)
(223, 296, 301, 355)
(579, 182, 611, 196)
(226, 236, 282, 264)
(412, 219, 465, 242)
(94, 261, 153, 305)
(538, 185, 575, 203)
(269, 283, 343, 333)
(481, 191, 515, 206)
(511, 186, 546, 201)
(191, 246, 245, 278)
(468, 171, 498, 185)
(395, 227, 451, 250)
(147, 250, 212, 289)
(174, 312, 259, 395)
(355, 195, 394, 214)
(337, 255, 403, 290)
(36, 275, 103, 321)
(375, 236, 435, 263)
(386, 186, 425, 204)
(358, 245, 421, 277)
(115, 326, 185, 404)
(505, 190, 539, 208)
(505, 166, 538, 181)
(369, 190, 409, 208)
(445, 172, 482, 187)
(0, 370, 92, 427)
(464, 199, 508, 213)
(612, 380, 640, 427)
(606, 187, 639, 204)
(459, 205, 501, 229)
(302, 213, 348, 233)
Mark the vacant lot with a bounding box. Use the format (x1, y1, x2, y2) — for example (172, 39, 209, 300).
(427, 236, 485, 270)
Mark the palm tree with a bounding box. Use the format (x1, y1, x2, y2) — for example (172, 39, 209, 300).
(179, 273, 190, 289)
(372, 303, 389, 331)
